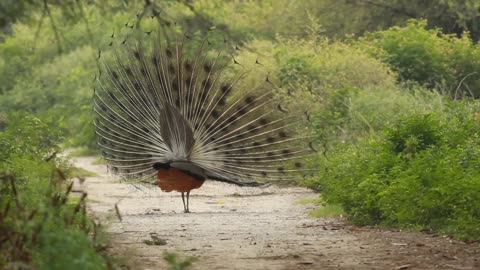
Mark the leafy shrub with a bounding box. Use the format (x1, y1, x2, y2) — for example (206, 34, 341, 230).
(305, 103, 480, 240)
(231, 28, 396, 142)
(385, 113, 442, 154)
(273, 30, 396, 141)
(342, 85, 446, 139)
(0, 114, 111, 269)
(0, 113, 62, 161)
(359, 19, 480, 98)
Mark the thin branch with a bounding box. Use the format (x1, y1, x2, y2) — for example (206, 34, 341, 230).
(32, 6, 47, 53)
(454, 72, 477, 99)
(75, 0, 93, 41)
(43, 0, 62, 55)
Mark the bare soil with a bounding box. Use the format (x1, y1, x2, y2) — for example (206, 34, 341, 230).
(73, 156, 480, 270)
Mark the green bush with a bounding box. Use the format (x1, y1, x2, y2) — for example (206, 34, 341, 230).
(347, 85, 445, 133)
(230, 29, 396, 142)
(305, 104, 480, 240)
(0, 114, 111, 269)
(273, 31, 395, 141)
(359, 19, 480, 98)
(385, 113, 442, 154)
(0, 113, 62, 158)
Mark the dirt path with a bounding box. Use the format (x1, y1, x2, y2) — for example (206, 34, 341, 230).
(72, 156, 480, 270)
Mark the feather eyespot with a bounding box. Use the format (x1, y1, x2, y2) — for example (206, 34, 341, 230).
(221, 84, 231, 94)
(203, 64, 212, 73)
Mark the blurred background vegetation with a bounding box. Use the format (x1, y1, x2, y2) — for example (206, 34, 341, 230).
(1, 0, 480, 268)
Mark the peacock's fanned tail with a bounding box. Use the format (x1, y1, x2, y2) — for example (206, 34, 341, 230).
(93, 22, 316, 186)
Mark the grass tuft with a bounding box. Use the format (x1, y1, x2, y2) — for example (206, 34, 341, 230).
(68, 147, 99, 157)
(68, 166, 99, 177)
(309, 204, 345, 218)
(296, 197, 323, 205)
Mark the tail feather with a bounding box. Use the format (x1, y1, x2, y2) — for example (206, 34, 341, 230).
(94, 21, 317, 184)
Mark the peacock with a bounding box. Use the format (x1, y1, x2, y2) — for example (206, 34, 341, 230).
(93, 19, 317, 213)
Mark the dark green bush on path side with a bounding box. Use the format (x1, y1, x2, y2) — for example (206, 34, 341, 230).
(0, 114, 112, 270)
(305, 104, 480, 241)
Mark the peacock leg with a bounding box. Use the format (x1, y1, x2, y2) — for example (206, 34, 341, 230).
(185, 191, 190, 213)
(181, 192, 188, 213)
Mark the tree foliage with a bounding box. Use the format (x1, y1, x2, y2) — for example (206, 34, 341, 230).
(359, 19, 480, 98)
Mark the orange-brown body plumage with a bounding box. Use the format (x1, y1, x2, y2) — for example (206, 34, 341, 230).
(157, 168, 205, 193)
